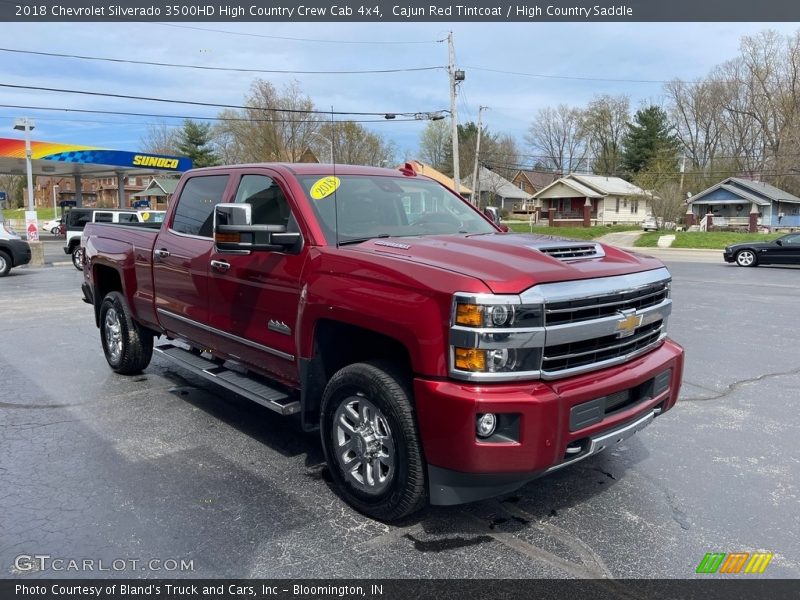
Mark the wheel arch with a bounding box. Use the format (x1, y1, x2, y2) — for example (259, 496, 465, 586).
(299, 319, 413, 430)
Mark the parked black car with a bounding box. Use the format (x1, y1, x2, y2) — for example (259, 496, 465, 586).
(0, 222, 32, 276)
(724, 233, 800, 267)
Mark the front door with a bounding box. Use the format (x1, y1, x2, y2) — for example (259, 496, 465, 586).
(153, 173, 231, 350)
(206, 172, 306, 386)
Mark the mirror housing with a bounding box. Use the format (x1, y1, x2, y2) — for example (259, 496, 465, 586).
(213, 203, 301, 252)
(775, 239, 783, 246)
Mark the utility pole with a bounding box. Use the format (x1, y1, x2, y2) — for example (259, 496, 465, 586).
(679, 154, 686, 194)
(448, 32, 464, 197)
(470, 106, 488, 206)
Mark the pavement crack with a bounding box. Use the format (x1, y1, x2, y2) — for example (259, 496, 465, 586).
(681, 366, 800, 402)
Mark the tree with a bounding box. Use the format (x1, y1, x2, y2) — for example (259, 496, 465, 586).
(582, 95, 629, 176)
(139, 121, 179, 155)
(620, 106, 680, 176)
(418, 120, 450, 171)
(633, 156, 687, 228)
(317, 121, 395, 166)
(525, 105, 588, 175)
(176, 120, 220, 168)
(213, 79, 320, 163)
(0, 175, 23, 208)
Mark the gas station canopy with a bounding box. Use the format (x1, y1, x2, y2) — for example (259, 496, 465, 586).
(0, 137, 192, 178)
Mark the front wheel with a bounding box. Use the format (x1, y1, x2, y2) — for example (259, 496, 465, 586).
(0, 250, 11, 277)
(735, 249, 757, 267)
(72, 246, 84, 271)
(320, 361, 426, 521)
(99, 291, 154, 374)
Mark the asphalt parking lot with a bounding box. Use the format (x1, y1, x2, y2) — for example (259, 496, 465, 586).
(1, 255, 798, 579)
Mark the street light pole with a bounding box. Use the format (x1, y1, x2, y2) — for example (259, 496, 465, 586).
(53, 183, 59, 219)
(13, 117, 35, 213)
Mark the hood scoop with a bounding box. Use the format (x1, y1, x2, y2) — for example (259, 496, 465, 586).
(534, 242, 605, 261)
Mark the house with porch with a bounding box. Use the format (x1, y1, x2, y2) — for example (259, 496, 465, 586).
(685, 177, 800, 230)
(130, 177, 180, 210)
(534, 174, 649, 226)
(510, 169, 559, 212)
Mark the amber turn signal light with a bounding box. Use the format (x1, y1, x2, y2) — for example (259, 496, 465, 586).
(454, 347, 486, 371)
(455, 303, 483, 327)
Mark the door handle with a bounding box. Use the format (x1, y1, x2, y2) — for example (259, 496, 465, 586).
(210, 259, 231, 272)
(154, 248, 170, 260)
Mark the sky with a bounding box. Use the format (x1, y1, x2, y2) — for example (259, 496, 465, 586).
(2, 21, 799, 165)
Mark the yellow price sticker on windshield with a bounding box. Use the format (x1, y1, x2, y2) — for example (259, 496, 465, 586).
(141, 211, 150, 221)
(310, 176, 340, 200)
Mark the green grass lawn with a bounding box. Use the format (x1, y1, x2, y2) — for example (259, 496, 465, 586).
(1, 207, 60, 220)
(505, 223, 639, 240)
(634, 231, 780, 249)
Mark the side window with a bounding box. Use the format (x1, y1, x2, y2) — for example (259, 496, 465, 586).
(172, 175, 229, 237)
(94, 212, 113, 223)
(118, 213, 138, 223)
(234, 175, 292, 228)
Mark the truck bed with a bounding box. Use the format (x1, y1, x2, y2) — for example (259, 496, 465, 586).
(83, 222, 161, 330)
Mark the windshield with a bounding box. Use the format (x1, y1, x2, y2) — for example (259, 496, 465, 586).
(297, 174, 496, 245)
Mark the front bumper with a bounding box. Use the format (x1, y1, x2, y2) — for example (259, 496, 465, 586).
(414, 338, 684, 505)
(723, 249, 735, 263)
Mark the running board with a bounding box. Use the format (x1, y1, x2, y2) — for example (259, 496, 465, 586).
(154, 344, 300, 416)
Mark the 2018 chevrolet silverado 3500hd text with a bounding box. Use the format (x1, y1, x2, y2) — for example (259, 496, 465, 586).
(81, 163, 684, 521)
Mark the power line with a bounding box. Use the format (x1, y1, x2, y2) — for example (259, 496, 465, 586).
(0, 104, 422, 124)
(0, 47, 444, 75)
(0, 82, 447, 117)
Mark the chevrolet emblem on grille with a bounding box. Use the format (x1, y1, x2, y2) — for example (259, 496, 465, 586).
(616, 310, 643, 338)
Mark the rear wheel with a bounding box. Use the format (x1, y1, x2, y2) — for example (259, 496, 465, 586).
(72, 245, 84, 271)
(320, 361, 426, 521)
(50, 226, 60, 235)
(735, 249, 757, 267)
(0, 250, 11, 277)
(99, 291, 154, 374)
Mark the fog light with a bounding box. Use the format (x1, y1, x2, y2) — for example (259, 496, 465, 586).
(476, 413, 497, 438)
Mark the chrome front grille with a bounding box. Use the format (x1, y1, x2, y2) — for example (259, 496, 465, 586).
(523, 267, 673, 380)
(545, 280, 670, 326)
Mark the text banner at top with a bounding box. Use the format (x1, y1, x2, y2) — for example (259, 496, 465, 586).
(4, 0, 800, 22)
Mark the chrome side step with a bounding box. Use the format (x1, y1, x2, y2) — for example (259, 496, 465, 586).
(154, 344, 300, 416)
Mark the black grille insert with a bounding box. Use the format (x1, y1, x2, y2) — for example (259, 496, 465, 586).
(543, 320, 664, 373)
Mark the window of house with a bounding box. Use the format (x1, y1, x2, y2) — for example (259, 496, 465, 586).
(631, 199, 639, 214)
(615, 198, 620, 213)
(171, 175, 229, 237)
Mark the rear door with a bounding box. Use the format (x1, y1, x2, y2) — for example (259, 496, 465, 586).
(153, 174, 233, 350)
(206, 171, 307, 385)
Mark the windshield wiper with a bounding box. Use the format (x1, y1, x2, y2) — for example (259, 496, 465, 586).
(337, 234, 391, 246)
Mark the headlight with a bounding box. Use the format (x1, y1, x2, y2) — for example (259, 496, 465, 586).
(450, 293, 545, 380)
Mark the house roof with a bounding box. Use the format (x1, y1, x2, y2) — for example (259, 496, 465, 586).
(570, 174, 646, 196)
(462, 166, 532, 200)
(132, 177, 180, 198)
(534, 173, 645, 199)
(514, 169, 559, 191)
(534, 177, 603, 199)
(403, 160, 471, 194)
(688, 177, 800, 206)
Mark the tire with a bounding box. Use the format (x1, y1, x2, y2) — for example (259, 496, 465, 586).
(99, 291, 154, 374)
(50, 226, 60, 235)
(0, 250, 11, 277)
(320, 361, 426, 521)
(735, 249, 757, 267)
(72, 245, 84, 271)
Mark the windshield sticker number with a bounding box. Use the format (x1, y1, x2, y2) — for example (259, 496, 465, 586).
(310, 176, 341, 200)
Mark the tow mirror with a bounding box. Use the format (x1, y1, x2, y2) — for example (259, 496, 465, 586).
(213, 203, 301, 252)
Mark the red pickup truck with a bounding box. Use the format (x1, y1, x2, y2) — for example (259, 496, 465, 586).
(82, 163, 684, 520)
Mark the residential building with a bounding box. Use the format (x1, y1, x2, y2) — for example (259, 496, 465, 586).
(535, 174, 649, 226)
(461, 166, 531, 211)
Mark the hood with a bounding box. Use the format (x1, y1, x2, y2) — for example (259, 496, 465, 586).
(346, 233, 667, 294)
(726, 241, 775, 251)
